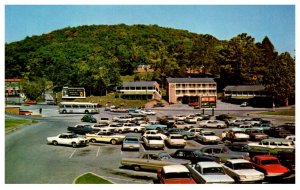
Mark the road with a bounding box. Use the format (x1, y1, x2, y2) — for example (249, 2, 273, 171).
(5, 102, 295, 184)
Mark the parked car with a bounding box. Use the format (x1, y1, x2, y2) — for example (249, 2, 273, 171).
(173, 121, 193, 130)
(120, 152, 190, 171)
(121, 136, 141, 151)
(240, 102, 249, 107)
(140, 109, 156, 115)
(198, 120, 227, 129)
(251, 155, 290, 179)
(278, 123, 295, 134)
(19, 110, 32, 115)
(199, 145, 249, 163)
(46, 133, 89, 148)
(245, 128, 269, 141)
(223, 128, 250, 142)
(266, 126, 292, 138)
(142, 130, 168, 140)
(165, 134, 186, 148)
(222, 159, 265, 183)
(184, 116, 197, 124)
(142, 135, 165, 150)
(187, 162, 234, 184)
(67, 124, 98, 135)
(224, 142, 270, 158)
(85, 131, 125, 144)
(187, 128, 204, 138)
(174, 115, 187, 121)
(248, 138, 295, 155)
(170, 149, 219, 164)
(164, 128, 195, 140)
(81, 114, 97, 123)
(46, 100, 56, 105)
(25, 100, 37, 104)
(145, 124, 168, 131)
(196, 130, 221, 144)
(157, 165, 196, 184)
(215, 114, 233, 121)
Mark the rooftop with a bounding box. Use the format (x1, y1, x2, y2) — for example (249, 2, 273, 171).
(167, 78, 215, 84)
(223, 85, 265, 92)
(163, 165, 189, 173)
(122, 81, 157, 87)
(197, 161, 222, 168)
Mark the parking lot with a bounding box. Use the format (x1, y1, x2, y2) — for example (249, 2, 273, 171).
(5, 101, 295, 184)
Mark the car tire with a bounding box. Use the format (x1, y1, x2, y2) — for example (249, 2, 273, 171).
(203, 125, 207, 128)
(53, 141, 58, 146)
(184, 127, 188, 131)
(183, 135, 188, 140)
(91, 139, 96, 143)
(134, 129, 138, 133)
(62, 110, 67, 114)
(133, 165, 141, 171)
(111, 139, 117, 145)
(72, 142, 77, 148)
(217, 125, 221, 129)
(85, 110, 89, 114)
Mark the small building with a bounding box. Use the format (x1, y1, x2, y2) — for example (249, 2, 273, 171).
(223, 85, 271, 106)
(117, 81, 161, 100)
(134, 65, 154, 73)
(166, 78, 217, 104)
(5, 78, 22, 96)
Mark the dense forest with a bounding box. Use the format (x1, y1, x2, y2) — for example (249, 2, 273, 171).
(5, 24, 295, 105)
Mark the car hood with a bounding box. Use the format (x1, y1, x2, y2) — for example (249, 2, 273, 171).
(202, 174, 234, 183)
(261, 164, 289, 174)
(204, 136, 220, 140)
(235, 133, 249, 138)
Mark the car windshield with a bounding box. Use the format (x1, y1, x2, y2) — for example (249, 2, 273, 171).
(158, 153, 172, 160)
(165, 172, 191, 179)
(192, 150, 203, 157)
(233, 163, 253, 170)
(261, 159, 279, 165)
(68, 134, 78, 138)
(203, 167, 225, 175)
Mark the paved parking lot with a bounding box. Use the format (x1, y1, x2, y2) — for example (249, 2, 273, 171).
(5, 101, 295, 184)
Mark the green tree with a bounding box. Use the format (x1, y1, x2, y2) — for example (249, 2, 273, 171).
(22, 77, 50, 100)
(262, 52, 295, 106)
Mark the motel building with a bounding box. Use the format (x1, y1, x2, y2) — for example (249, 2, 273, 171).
(166, 78, 217, 104)
(117, 81, 162, 100)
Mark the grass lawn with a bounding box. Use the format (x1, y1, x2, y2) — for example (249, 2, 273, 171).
(75, 173, 113, 184)
(258, 109, 295, 116)
(5, 119, 35, 129)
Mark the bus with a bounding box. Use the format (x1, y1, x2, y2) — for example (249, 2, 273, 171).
(58, 102, 99, 114)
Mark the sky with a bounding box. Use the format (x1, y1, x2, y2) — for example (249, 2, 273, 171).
(4, 4, 295, 56)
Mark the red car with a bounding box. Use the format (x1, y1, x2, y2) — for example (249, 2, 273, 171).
(25, 100, 37, 104)
(157, 165, 196, 184)
(188, 102, 199, 107)
(251, 155, 290, 178)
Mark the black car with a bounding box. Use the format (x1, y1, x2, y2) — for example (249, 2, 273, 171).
(224, 142, 269, 158)
(215, 114, 233, 122)
(81, 114, 97, 123)
(170, 149, 219, 164)
(277, 150, 295, 173)
(266, 126, 292, 138)
(67, 124, 98, 135)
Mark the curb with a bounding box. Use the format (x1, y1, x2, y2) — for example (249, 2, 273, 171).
(72, 172, 115, 184)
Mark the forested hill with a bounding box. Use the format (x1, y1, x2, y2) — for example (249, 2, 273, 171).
(5, 24, 295, 103)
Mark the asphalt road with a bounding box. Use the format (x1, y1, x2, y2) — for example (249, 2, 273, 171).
(5, 102, 295, 184)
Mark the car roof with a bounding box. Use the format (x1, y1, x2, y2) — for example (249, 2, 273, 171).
(197, 161, 222, 168)
(163, 165, 189, 173)
(227, 159, 250, 164)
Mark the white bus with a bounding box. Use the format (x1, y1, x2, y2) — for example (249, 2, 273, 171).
(58, 102, 99, 114)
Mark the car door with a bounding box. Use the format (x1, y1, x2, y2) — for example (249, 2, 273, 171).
(58, 134, 69, 145)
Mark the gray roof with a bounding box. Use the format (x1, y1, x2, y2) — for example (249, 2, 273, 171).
(122, 81, 157, 87)
(223, 85, 266, 92)
(167, 78, 215, 83)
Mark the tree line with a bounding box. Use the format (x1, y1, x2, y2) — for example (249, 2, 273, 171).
(5, 24, 295, 106)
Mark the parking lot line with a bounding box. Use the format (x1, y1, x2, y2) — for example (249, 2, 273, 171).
(69, 149, 76, 159)
(96, 147, 101, 157)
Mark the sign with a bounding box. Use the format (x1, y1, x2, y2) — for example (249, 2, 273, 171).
(62, 87, 86, 99)
(200, 96, 217, 108)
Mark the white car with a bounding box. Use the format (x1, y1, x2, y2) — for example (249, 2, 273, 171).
(187, 162, 234, 184)
(165, 134, 186, 148)
(143, 130, 168, 140)
(198, 120, 227, 129)
(196, 130, 221, 144)
(140, 109, 156, 115)
(174, 115, 187, 121)
(222, 159, 265, 183)
(188, 128, 204, 138)
(85, 131, 125, 144)
(184, 116, 197, 124)
(142, 135, 165, 149)
(46, 133, 89, 148)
